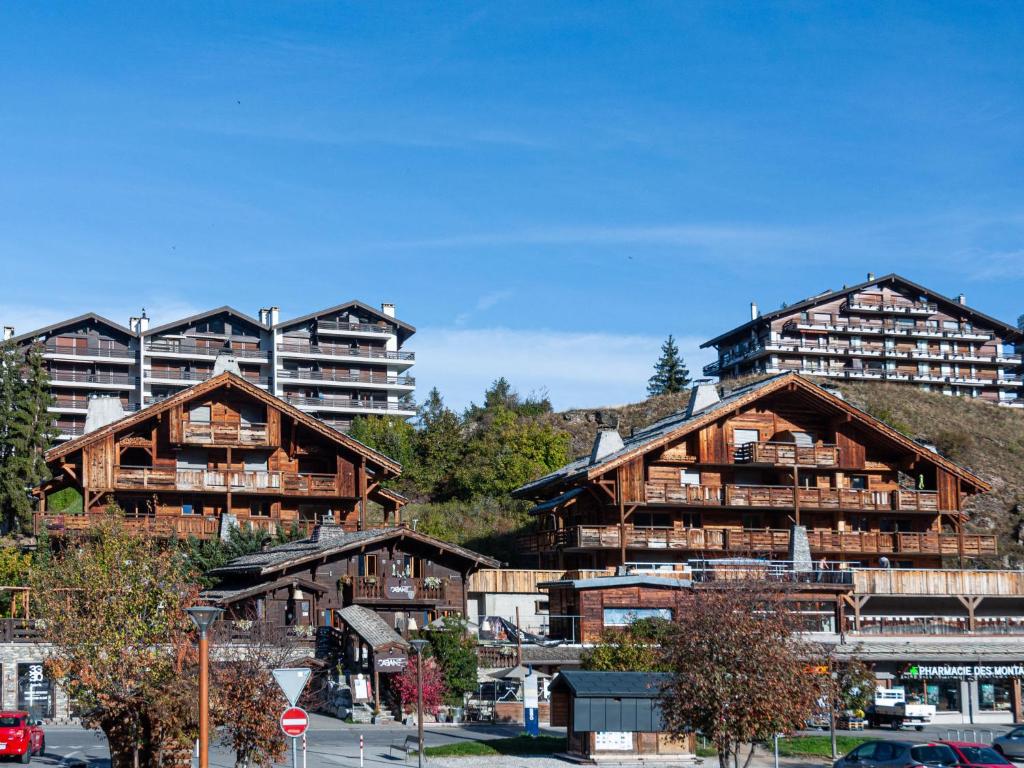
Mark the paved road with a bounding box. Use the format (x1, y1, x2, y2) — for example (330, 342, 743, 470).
(797, 722, 1018, 744)
(34, 715, 563, 768)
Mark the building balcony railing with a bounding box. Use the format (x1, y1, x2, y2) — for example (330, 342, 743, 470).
(43, 342, 134, 359)
(112, 466, 346, 497)
(529, 524, 996, 557)
(49, 371, 137, 386)
(641, 482, 940, 512)
(181, 421, 269, 445)
(315, 319, 396, 335)
(143, 341, 268, 359)
(734, 442, 839, 467)
(275, 369, 415, 386)
(348, 576, 451, 603)
(852, 568, 1024, 596)
(782, 319, 993, 342)
(50, 397, 139, 413)
(33, 511, 315, 540)
(842, 297, 938, 315)
(283, 395, 416, 413)
(846, 616, 1024, 636)
(276, 343, 414, 362)
(146, 370, 271, 387)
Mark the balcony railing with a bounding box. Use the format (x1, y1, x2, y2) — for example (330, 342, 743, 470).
(734, 442, 839, 467)
(51, 397, 138, 412)
(181, 421, 269, 444)
(316, 319, 396, 335)
(349, 576, 449, 603)
(276, 370, 415, 386)
(112, 466, 344, 496)
(283, 395, 415, 412)
(32, 512, 315, 540)
(276, 343, 414, 361)
(847, 616, 1024, 636)
(782, 319, 993, 341)
(641, 482, 937, 512)
(43, 342, 134, 358)
(49, 371, 136, 386)
(843, 297, 938, 315)
(144, 341, 268, 358)
(146, 369, 213, 382)
(538, 524, 996, 557)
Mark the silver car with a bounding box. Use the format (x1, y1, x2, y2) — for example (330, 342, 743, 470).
(994, 727, 1024, 760)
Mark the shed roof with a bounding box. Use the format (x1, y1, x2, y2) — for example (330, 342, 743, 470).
(336, 605, 410, 651)
(551, 670, 670, 698)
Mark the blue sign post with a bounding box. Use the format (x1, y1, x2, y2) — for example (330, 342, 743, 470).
(523, 666, 540, 736)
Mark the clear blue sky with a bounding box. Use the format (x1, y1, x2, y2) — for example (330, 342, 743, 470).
(1, 2, 1022, 410)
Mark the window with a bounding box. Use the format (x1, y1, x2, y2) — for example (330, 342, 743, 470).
(633, 512, 672, 528)
(249, 501, 272, 517)
(535, 600, 549, 615)
(359, 555, 378, 577)
(176, 449, 208, 470)
(243, 452, 269, 472)
(602, 607, 673, 627)
(958, 747, 1010, 766)
(239, 404, 263, 426)
(189, 404, 211, 423)
(849, 475, 868, 490)
(979, 679, 1013, 711)
(813, 313, 831, 322)
(742, 513, 763, 530)
(680, 469, 700, 486)
(733, 428, 759, 446)
(910, 746, 958, 766)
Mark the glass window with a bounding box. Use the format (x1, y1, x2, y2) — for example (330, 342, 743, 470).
(850, 744, 878, 761)
(734, 429, 759, 446)
(916, 679, 961, 712)
(680, 469, 701, 486)
(873, 743, 897, 761)
(979, 678, 1013, 711)
(909, 745, 957, 766)
(602, 607, 673, 626)
(243, 452, 269, 472)
(959, 747, 1010, 765)
(189, 404, 211, 423)
(849, 475, 868, 490)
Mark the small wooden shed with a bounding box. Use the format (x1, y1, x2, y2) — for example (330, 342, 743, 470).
(549, 671, 695, 761)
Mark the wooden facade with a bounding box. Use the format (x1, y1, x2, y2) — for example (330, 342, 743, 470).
(33, 372, 406, 540)
(514, 373, 993, 570)
(702, 273, 1023, 406)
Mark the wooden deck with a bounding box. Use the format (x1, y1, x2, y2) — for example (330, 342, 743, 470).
(181, 421, 269, 445)
(33, 512, 313, 540)
(734, 442, 839, 466)
(642, 482, 940, 512)
(853, 568, 1024, 595)
(113, 466, 346, 497)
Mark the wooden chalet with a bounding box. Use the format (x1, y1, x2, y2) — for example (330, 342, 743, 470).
(514, 372, 994, 570)
(32, 371, 407, 540)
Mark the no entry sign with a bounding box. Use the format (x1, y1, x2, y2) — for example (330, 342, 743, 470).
(280, 706, 309, 737)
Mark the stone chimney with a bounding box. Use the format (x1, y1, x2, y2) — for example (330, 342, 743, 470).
(85, 395, 126, 433)
(685, 380, 721, 417)
(590, 426, 625, 465)
(958, 293, 966, 305)
(139, 310, 149, 333)
(2, 326, 14, 341)
(258, 306, 280, 326)
(867, 272, 875, 282)
(129, 311, 149, 335)
(381, 303, 396, 318)
(750, 301, 759, 321)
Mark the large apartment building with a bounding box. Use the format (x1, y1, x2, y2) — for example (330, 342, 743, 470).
(701, 273, 1023, 407)
(3, 301, 416, 440)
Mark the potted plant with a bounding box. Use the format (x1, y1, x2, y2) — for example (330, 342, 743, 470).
(423, 576, 442, 589)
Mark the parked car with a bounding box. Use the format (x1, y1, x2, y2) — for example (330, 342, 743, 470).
(0, 711, 45, 763)
(834, 741, 960, 768)
(993, 728, 1024, 760)
(941, 741, 1014, 768)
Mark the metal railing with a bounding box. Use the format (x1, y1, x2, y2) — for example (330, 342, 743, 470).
(275, 370, 415, 386)
(144, 341, 268, 358)
(284, 395, 415, 411)
(276, 343, 414, 361)
(49, 371, 136, 385)
(316, 319, 396, 335)
(43, 342, 134, 358)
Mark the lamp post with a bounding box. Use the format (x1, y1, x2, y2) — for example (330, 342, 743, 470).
(410, 638, 429, 768)
(187, 605, 223, 768)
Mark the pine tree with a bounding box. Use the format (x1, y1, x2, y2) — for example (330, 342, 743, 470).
(0, 342, 56, 533)
(647, 334, 690, 396)
(415, 388, 464, 499)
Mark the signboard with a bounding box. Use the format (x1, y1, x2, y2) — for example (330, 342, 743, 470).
(374, 647, 408, 673)
(17, 663, 54, 721)
(353, 674, 370, 702)
(384, 578, 417, 600)
(595, 732, 633, 751)
(272, 667, 312, 707)
(280, 707, 309, 737)
(523, 670, 539, 737)
(906, 664, 1024, 680)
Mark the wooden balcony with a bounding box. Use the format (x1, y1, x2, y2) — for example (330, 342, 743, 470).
(349, 576, 449, 603)
(544, 524, 997, 557)
(642, 482, 939, 512)
(853, 569, 1024, 596)
(113, 466, 345, 497)
(734, 442, 839, 466)
(181, 421, 269, 445)
(33, 512, 314, 540)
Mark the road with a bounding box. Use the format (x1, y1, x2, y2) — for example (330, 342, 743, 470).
(34, 715, 561, 768)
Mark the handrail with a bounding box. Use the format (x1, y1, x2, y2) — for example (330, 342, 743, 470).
(316, 319, 396, 334)
(144, 341, 267, 358)
(283, 396, 415, 411)
(49, 372, 136, 385)
(275, 370, 415, 385)
(43, 343, 134, 358)
(276, 343, 414, 360)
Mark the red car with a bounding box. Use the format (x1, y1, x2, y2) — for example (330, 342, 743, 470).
(941, 742, 1013, 768)
(0, 712, 44, 763)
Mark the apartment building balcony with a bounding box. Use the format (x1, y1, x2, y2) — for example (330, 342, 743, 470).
(53, 422, 85, 439)
(782, 320, 993, 342)
(113, 466, 348, 497)
(997, 374, 1023, 386)
(734, 441, 839, 466)
(49, 397, 139, 414)
(842, 297, 938, 315)
(275, 369, 415, 390)
(275, 343, 415, 369)
(703, 359, 722, 376)
(997, 353, 1023, 364)
(180, 421, 270, 445)
(315, 319, 397, 338)
(48, 371, 136, 389)
(534, 524, 996, 557)
(32, 512, 315, 540)
(283, 395, 417, 415)
(641, 482, 941, 512)
(143, 340, 269, 362)
(43, 342, 135, 362)
(145, 369, 270, 388)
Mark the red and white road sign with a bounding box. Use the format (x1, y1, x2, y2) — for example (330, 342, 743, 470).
(280, 707, 309, 737)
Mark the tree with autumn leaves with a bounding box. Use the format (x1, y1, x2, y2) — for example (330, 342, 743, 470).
(31, 507, 302, 768)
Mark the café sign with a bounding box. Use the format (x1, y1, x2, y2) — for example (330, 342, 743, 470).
(906, 664, 1024, 679)
(385, 578, 416, 600)
(374, 647, 409, 673)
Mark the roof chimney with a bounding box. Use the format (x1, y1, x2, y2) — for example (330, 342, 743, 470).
(212, 353, 243, 377)
(381, 303, 396, 318)
(750, 301, 759, 321)
(128, 316, 140, 334)
(958, 293, 966, 305)
(137, 309, 149, 333)
(590, 426, 625, 465)
(3, 326, 14, 341)
(685, 380, 721, 417)
(867, 272, 875, 282)
(85, 395, 126, 433)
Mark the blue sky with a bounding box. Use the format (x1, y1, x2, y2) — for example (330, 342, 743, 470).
(1, 2, 1022, 410)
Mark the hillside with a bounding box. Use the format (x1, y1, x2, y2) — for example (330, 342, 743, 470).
(548, 381, 1024, 567)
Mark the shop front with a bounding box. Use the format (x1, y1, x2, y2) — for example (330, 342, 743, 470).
(874, 662, 1024, 724)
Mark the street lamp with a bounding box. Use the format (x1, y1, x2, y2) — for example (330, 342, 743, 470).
(187, 605, 223, 768)
(410, 638, 429, 768)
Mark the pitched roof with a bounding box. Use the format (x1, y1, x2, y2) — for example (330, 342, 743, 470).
(8, 312, 135, 344)
(702, 273, 1024, 348)
(550, 671, 670, 698)
(276, 300, 415, 341)
(144, 305, 266, 337)
(43, 371, 402, 474)
(208, 524, 501, 576)
(336, 605, 410, 651)
(513, 372, 990, 498)
(201, 575, 328, 604)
